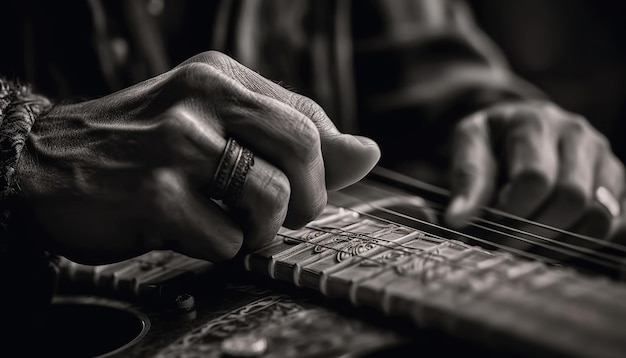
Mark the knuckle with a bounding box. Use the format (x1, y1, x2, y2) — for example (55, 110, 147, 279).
(562, 115, 589, 137)
(291, 93, 329, 125)
(512, 109, 546, 134)
(200, 50, 245, 82)
(170, 62, 227, 92)
(174, 62, 212, 81)
(594, 132, 611, 152)
(453, 115, 485, 142)
(197, 50, 232, 69)
(292, 119, 321, 163)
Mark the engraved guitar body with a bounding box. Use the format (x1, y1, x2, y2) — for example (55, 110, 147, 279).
(47, 167, 626, 358)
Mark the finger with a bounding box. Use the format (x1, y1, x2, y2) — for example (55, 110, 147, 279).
(227, 155, 291, 251)
(197, 142, 291, 252)
(168, 64, 325, 227)
(570, 150, 625, 240)
(495, 109, 558, 218)
(182, 51, 381, 190)
(530, 117, 597, 233)
(445, 113, 497, 228)
(151, 169, 245, 262)
(157, 107, 291, 252)
(218, 84, 327, 227)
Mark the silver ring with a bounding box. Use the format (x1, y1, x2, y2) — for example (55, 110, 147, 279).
(209, 138, 254, 202)
(595, 186, 620, 218)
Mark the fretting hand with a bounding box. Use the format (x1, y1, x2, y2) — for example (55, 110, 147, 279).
(17, 51, 381, 264)
(445, 100, 624, 248)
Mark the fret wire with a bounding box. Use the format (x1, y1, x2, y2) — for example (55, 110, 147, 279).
(351, 198, 624, 272)
(422, 201, 626, 269)
(428, 199, 626, 257)
(367, 168, 626, 254)
(468, 221, 622, 271)
(131, 258, 200, 274)
(471, 217, 626, 265)
(483, 205, 626, 251)
(330, 191, 555, 263)
(302, 226, 466, 267)
(399, 197, 626, 259)
(366, 167, 626, 253)
(395, 201, 626, 268)
(296, 213, 551, 271)
(333, 190, 626, 271)
(338, 192, 563, 262)
(277, 233, 479, 274)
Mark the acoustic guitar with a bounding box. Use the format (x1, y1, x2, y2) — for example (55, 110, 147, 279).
(46, 166, 626, 358)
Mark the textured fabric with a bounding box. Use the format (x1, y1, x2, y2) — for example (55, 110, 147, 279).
(0, 78, 56, 347)
(212, 0, 545, 166)
(0, 79, 52, 198)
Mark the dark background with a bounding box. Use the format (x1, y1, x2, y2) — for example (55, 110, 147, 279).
(469, 0, 626, 161)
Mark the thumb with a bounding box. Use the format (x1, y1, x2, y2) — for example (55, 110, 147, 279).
(445, 114, 497, 228)
(323, 134, 381, 190)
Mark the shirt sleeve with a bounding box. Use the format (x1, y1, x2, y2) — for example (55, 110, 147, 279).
(352, 0, 547, 166)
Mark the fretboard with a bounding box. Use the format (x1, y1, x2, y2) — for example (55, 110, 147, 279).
(55, 175, 626, 358)
(243, 196, 626, 358)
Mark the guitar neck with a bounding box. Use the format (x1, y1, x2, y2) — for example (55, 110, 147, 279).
(55, 169, 626, 358)
(243, 178, 626, 358)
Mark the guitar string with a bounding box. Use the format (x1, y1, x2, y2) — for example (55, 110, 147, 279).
(276, 233, 505, 276)
(366, 168, 626, 254)
(305, 212, 553, 265)
(380, 198, 626, 267)
(348, 193, 626, 271)
(421, 198, 626, 257)
(328, 191, 625, 272)
(472, 215, 626, 262)
(336, 182, 626, 267)
(270, 210, 558, 275)
(264, 213, 577, 287)
(72, 186, 624, 283)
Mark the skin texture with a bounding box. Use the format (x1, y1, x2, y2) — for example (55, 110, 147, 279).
(15, 51, 625, 264)
(16, 51, 381, 265)
(445, 100, 626, 249)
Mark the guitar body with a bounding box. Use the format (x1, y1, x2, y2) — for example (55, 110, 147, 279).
(43, 167, 626, 358)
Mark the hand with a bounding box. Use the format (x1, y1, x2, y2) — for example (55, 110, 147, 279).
(17, 51, 381, 264)
(444, 100, 624, 249)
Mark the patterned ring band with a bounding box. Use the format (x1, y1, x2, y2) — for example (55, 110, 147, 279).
(209, 138, 255, 202)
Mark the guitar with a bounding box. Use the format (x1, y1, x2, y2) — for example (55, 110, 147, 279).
(47, 166, 626, 358)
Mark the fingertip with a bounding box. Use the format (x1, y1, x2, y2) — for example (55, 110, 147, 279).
(353, 135, 380, 149)
(444, 196, 471, 228)
(323, 134, 381, 190)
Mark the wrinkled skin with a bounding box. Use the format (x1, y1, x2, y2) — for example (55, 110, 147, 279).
(445, 101, 626, 250)
(17, 51, 381, 265)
